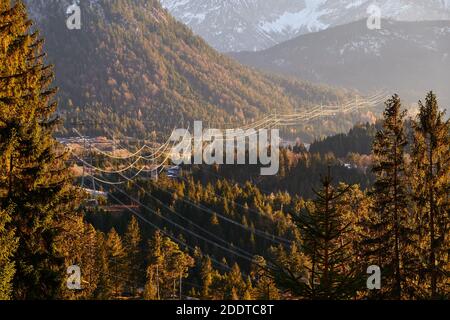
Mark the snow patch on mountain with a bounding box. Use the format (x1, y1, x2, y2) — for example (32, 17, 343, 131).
(260, 0, 330, 34)
(161, 0, 450, 52)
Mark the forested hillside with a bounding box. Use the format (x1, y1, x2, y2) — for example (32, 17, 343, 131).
(191, 149, 374, 199)
(309, 121, 382, 157)
(25, 0, 357, 141)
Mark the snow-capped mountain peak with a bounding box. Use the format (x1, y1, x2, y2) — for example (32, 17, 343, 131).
(161, 0, 450, 52)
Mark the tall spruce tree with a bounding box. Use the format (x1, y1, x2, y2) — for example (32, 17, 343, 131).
(123, 216, 143, 296)
(106, 228, 126, 298)
(366, 95, 413, 299)
(94, 232, 114, 299)
(57, 218, 100, 300)
(0, 1, 19, 301)
(295, 169, 361, 299)
(0, 0, 79, 299)
(411, 92, 450, 299)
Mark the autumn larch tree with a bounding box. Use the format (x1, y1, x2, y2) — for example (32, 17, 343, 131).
(411, 92, 450, 299)
(123, 216, 143, 296)
(0, 207, 17, 300)
(251, 255, 280, 300)
(105, 228, 126, 298)
(144, 231, 194, 300)
(200, 256, 214, 299)
(0, 0, 80, 299)
(268, 242, 309, 298)
(223, 263, 246, 300)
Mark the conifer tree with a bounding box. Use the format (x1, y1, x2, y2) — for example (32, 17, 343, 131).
(81, 224, 102, 298)
(336, 184, 372, 299)
(295, 170, 361, 299)
(269, 243, 309, 298)
(411, 92, 450, 299)
(0, 4, 19, 291)
(123, 216, 143, 296)
(57, 217, 100, 300)
(106, 228, 126, 298)
(143, 268, 158, 300)
(94, 232, 114, 299)
(243, 276, 255, 300)
(251, 256, 280, 300)
(145, 231, 194, 299)
(0, 0, 79, 299)
(223, 263, 246, 300)
(0, 207, 17, 299)
(200, 256, 214, 299)
(365, 95, 413, 299)
(145, 231, 164, 300)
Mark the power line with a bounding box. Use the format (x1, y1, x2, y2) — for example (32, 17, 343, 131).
(69, 92, 387, 178)
(103, 180, 260, 265)
(106, 191, 232, 273)
(145, 177, 291, 246)
(116, 175, 259, 260)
